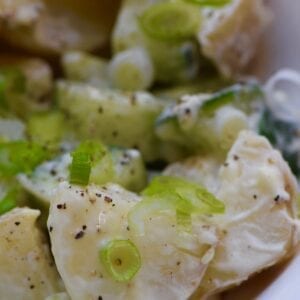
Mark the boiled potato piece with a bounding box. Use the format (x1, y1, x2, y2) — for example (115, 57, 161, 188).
(0, 207, 62, 299)
(0, 0, 120, 55)
(199, 0, 272, 77)
(48, 183, 219, 300)
(0, 0, 43, 27)
(189, 131, 299, 298)
(163, 131, 299, 297)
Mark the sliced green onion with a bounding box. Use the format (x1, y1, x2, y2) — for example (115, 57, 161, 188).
(69, 140, 108, 186)
(184, 0, 231, 7)
(129, 176, 224, 235)
(140, 3, 201, 41)
(109, 47, 154, 91)
(99, 239, 141, 282)
(0, 188, 18, 215)
(143, 176, 224, 213)
(201, 82, 263, 114)
(176, 210, 192, 233)
(69, 152, 91, 186)
(0, 141, 49, 177)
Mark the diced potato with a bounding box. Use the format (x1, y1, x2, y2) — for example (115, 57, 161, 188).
(48, 183, 219, 300)
(0, 0, 43, 27)
(0, 0, 120, 55)
(192, 131, 299, 298)
(199, 0, 272, 77)
(0, 207, 63, 299)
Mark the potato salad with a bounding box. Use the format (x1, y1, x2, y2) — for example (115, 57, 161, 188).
(0, 0, 299, 299)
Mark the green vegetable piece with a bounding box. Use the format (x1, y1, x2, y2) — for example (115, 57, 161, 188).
(259, 107, 300, 178)
(99, 239, 141, 282)
(176, 210, 192, 233)
(70, 140, 110, 186)
(129, 176, 224, 235)
(0, 188, 17, 215)
(69, 152, 91, 186)
(201, 82, 263, 114)
(140, 2, 201, 41)
(0, 141, 49, 177)
(143, 176, 224, 213)
(184, 0, 231, 7)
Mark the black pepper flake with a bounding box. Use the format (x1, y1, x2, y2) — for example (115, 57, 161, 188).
(98, 296, 103, 300)
(274, 195, 280, 202)
(49, 226, 53, 232)
(98, 106, 103, 114)
(126, 226, 130, 231)
(57, 203, 66, 209)
(130, 93, 137, 105)
(30, 285, 35, 289)
(82, 225, 87, 230)
(112, 130, 118, 137)
(253, 194, 257, 199)
(14, 222, 20, 226)
(80, 192, 85, 197)
(184, 108, 191, 115)
(95, 193, 102, 198)
(104, 196, 112, 203)
(233, 155, 240, 161)
(50, 169, 57, 176)
(176, 261, 181, 266)
(74, 231, 85, 240)
(224, 162, 229, 167)
(112, 203, 116, 207)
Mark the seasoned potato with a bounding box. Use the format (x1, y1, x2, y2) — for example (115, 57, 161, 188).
(0, 207, 63, 299)
(0, 0, 120, 55)
(48, 183, 219, 300)
(166, 131, 299, 298)
(0, 0, 43, 27)
(199, 0, 272, 77)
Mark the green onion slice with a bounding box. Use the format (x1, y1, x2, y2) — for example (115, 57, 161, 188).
(69, 152, 91, 186)
(0, 188, 18, 216)
(69, 140, 108, 186)
(99, 239, 141, 282)
(201, 82, 263, 114)
(129, 176, 224, 235)
(184, 0, 231, 7)
(139, 2, 201, 41)
(0, 141, 49, 177)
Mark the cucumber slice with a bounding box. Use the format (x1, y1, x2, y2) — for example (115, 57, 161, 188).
(155, 83, 261, 155)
